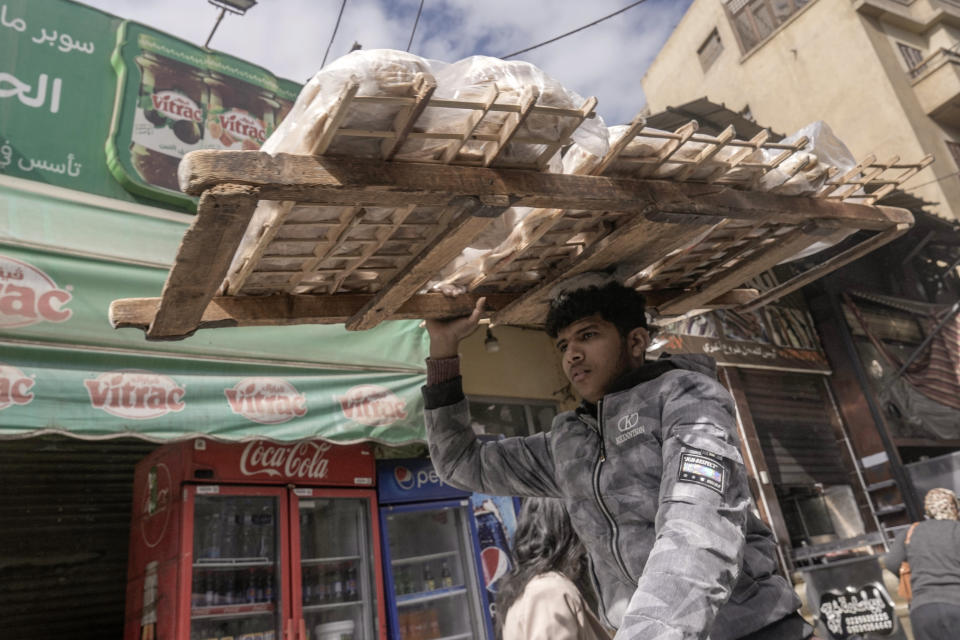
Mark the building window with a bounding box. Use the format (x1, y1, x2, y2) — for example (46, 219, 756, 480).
(726, 0, 811, 53)
(698, 28, 724, 71)
(897, 42, 924, 71)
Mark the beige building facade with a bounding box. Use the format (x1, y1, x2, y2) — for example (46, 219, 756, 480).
(642, 0, 960, 222)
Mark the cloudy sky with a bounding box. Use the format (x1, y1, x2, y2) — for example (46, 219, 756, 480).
(79, 0, 693, 125)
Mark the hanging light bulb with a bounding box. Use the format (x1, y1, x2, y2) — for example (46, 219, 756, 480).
(484, 327, 500, 353)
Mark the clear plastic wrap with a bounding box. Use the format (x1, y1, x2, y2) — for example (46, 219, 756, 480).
(758, 121, 856, 195)
(411, 55, 608, 166)
(261, 49, 435, 158)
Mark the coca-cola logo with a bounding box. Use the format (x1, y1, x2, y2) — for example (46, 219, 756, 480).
(239, 440, 332, 480)
(224, 377, 307, 424)
(0, 255, 72, 329)
(0, 362, 35, 410)
(84, 370, 186, 420)
(140, 463, 172, 548)
(218, 109, 266, 142)
(151, 91, 202, 122)
(338, 384, 407, 427)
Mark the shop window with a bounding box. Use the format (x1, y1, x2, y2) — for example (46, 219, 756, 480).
(897, 42, 924, 73)
(698, 28, 724, 71)
(726, 0, 811, 53)
(467, 397, 557, 438)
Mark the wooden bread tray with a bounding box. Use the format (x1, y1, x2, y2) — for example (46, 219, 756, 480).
(107, 83, 924, 339)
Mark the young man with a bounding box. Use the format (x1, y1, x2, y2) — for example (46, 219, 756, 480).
(422, 281, 812, 640)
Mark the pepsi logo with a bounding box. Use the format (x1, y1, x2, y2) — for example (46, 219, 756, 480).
(480, 546, 511, 591)
(395, 466, 414, 490)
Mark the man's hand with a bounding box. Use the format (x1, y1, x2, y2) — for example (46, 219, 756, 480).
(425, 297, 485, 359)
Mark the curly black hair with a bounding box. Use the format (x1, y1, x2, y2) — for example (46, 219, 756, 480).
(544, 282, 648, 338)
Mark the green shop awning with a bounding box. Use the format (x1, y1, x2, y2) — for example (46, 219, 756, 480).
(0, 183, 429, 442)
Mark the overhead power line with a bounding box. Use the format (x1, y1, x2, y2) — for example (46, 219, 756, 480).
(407, 0, 425, 52)
(501, 0, 649, 60)
(909, 170, 960, 190)
(322, 0, 349, 67)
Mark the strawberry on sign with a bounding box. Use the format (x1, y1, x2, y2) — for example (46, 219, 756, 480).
(0, 363, 35, 410)
(84, 370, 186, 420)
(337, 384, 407, 427)
(224, 377, 307, 425)
(0, 255, 72, 329)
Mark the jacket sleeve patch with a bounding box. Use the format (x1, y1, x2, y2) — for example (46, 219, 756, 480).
(677, 449, 725, 495)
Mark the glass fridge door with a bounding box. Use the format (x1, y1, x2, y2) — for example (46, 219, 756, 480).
(297, 491, 379, 640)
(189, 488, 284, 640)
(385, 501, 487, 640)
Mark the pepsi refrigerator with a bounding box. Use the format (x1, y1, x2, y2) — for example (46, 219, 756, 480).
(376, 458, 518, 640)
(125, 438, 387, 640)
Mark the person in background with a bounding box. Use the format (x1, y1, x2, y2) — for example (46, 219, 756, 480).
(883, 487, 960, 640)
(497, 497, 611, 640)
(422, 278, 811, 639)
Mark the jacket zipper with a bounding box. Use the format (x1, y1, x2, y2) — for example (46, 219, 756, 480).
(592, 399, 635, 585)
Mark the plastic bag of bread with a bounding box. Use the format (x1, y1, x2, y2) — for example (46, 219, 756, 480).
(410, 55, 607, 167)
(261, 49, 436, 158)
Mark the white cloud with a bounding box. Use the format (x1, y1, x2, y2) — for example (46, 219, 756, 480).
(80, 0, 692, 123)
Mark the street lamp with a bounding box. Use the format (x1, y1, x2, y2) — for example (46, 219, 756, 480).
(204, 0, 258, 49)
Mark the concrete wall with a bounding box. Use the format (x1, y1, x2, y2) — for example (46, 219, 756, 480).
(641, 0, 959, 221)
(458, 324, 571, 406)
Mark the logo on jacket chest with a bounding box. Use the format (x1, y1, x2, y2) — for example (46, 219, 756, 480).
(614, 411, 645, 444)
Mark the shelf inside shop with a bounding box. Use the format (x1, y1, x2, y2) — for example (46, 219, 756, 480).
(302, 599, 364, 612)
(875, 503, 906, 516)
(866, 479, 897, 492)
(301, 554, 361, 566)
(391, 550, 459, 566)
(396, 586, 466, 606)
(194, 558, 274, 568)
(433, 634, 473, 640)
(191, 602, 274, 620)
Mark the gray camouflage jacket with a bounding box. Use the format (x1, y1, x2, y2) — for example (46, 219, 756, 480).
(423, 354, 801, 640)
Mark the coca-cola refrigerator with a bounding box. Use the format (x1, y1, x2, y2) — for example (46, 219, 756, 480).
(376, 458, 517, 640)
(125, 438, 386, 640)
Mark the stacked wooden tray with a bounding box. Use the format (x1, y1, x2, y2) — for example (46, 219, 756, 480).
(109, 84, 926, 339)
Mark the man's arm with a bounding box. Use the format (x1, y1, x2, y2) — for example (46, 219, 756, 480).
(422, 299, 562, 498)
(617, 372, 749, 640)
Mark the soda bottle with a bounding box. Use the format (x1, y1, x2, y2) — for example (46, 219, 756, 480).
(246, 568, 257, 603)
(192, 570, 204, 608)
(332, 567, 344, 602)
(202, 511, 222, 559)
(394, 566, 405, 595)
(299, 510, 314, 559)
(205, 570, 216, 606)
(303, 566, 314, 603)
(264, 569, 274, 602)
(440, 560, 453, 588)
(256, 505, 275, 559)
(427, 606, 440, 637)
(345, 564, 357, 600)
(422, 563, 435, 592)
(316, 570, 328, 603)
(222, 505, 238, 559)
(255, 569, 265, 602)
(223, 569, 236, 605)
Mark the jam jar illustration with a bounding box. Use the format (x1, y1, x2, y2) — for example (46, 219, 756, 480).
(203, 71, 282, 152)
(130, 51, 208, 192)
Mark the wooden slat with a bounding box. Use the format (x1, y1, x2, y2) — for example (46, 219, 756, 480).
(593, 112, 647, 176)
(441, 85, 499, 163)
(483, 86, 539, 167)
(534, 96, 598, 170)
(109, 288, 758, 332)
(656, 224, 824, 317)
(312, 81, 361, 155)
(177, 152, 911, 230)
(329, 204, 418, 293)
(381, 73, 437, 160)
(737, 219, 912, 313)
(145, 184, 259, 340)
(345, 196, 514, 330)
(493, 216, 715, 326)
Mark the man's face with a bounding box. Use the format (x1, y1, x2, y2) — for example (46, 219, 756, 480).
(554, 314, 647, 403)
